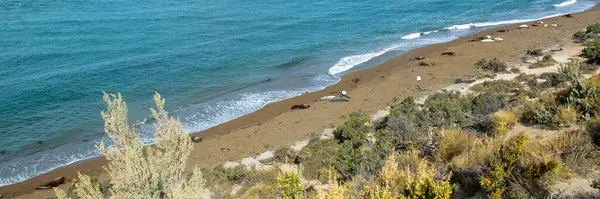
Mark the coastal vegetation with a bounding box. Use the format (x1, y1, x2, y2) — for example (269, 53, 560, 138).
(54, 92, 207, 198)
(52, 23, 600, 199)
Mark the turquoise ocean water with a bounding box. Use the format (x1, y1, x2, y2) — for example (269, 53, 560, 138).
(0, 0, 597, 186)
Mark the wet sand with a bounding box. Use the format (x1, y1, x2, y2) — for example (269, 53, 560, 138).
(3, 5, 600, 198)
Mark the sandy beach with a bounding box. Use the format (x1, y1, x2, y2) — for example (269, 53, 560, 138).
(3, 4, 600, 198)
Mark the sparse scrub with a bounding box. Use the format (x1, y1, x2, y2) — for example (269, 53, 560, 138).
(551, 130, 599, 174)
(526, 48, 543, 61)
(55, 92, 206, 198)
(362, 151, 452, 199)
(470, 79, 522, 94)
(475, 58, 508, 74)
(529, 55, 557, 69)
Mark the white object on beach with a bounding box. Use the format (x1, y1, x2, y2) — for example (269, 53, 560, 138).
(519, 24, 529, 28)
(536, 21, 544, 24)
(551, 24, 559, 27)
(481, 39, 495, 43)
(416, 76, 422, 82)
(494, 38, 504, 42)
(486, 35, 492, 39)
(544, 24, 549, 27)
(342, 90, 347, 96)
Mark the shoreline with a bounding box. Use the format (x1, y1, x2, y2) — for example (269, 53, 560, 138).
(3, 4, 600, 198)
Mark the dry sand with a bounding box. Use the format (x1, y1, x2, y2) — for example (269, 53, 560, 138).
(3, 5, 600, 198)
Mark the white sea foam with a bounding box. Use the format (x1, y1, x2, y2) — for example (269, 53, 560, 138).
(401, 30, 439, 40)
(401, 32, 423, 40)
(554, 0, 577, 7)
(445, 13, 563, 31)
(328, 45, 401, 76)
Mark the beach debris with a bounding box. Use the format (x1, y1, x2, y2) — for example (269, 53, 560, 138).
(291, 104, 310, 110)
(419, 61, 435, 66)
(481, 39, 494, 43)
(191, 136, 202, 143)
(441, 51, 457, 56)
(519, 24, 529, 29)
(223, 161, 240, 169)
(497, 29, 510, 33)
(36, 177, 73, 190)
(416, 76, 422, 82)
(493, 38, 504, 42)
(563, 14, 573, 18)
(352, 77, 360, 83)
(551, 24, 559, 27)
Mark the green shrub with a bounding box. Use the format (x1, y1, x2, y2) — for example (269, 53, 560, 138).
(226, 166, 249, 184)
(475, 58, 508, 74)
(423, 91, 472, 127)
(297, 139, 340, 180)
(335, 141, 365, 181)
(556, 80, 596, 117)
(582, 39, 600, 64)
(574, 30, 590, 43)
(471, 92, 510, 116)
(333, 112, 372, 146)
(586, 23, 600, 34)
(520, 100, 556, 125)
(526, 48, 543, 61)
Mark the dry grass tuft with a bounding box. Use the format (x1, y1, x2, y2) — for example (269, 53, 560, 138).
(491, 110, 519, 135)
(436, 129, 479, 163)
